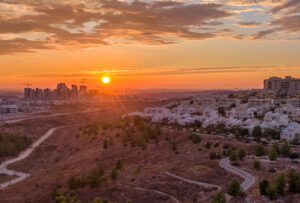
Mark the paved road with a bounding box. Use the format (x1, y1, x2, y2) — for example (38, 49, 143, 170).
(165, 171, 222, 191)
(219, 158, 255, 192)
(0, 126, 68, 189)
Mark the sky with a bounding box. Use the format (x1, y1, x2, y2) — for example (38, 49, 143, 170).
(0, 0, 300, 90)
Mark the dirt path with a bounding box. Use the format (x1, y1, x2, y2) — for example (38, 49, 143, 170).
(0, 126, 68, 189)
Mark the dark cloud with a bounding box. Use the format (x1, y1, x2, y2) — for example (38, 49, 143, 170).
(236, 21, 261, 27)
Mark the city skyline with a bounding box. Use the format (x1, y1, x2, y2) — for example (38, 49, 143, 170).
(1, 0, 300, 90)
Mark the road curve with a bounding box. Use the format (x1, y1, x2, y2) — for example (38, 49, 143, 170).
(165, 171, 222, 191)
(0, 126, 69, 189)
(219, 158, 255, 192)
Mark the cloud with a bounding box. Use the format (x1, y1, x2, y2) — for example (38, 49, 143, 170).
(236, 21, 261, 27)
(0, 0, 232, 54)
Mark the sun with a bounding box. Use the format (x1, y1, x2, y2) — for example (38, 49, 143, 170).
(102, 76, 110, 84)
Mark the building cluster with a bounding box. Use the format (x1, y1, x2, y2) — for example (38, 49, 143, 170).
(24, 83, 88, 100)
(130, 95, 300, 142)
(264, 76, 300, 97)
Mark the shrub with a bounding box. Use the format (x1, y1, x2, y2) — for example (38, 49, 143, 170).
(274, 173, 286, 195)
(253, 160, 261, 170)
(281, 141, 291, 157)
(229, 151, 238, 162)
(269, 148, 278, 161)
(259, 180, 270, 196)
(205, 142, 212, 149)
(211, 192, 226, 203)
(189, 134, 202, 144)
(238, 148, 247, 161)
(288, 169, 300, 193)
(255, 144, 266, 156)
(226, 180, 243, 197)
(252, 126, 262, 141)
(103, 139, 108, 149)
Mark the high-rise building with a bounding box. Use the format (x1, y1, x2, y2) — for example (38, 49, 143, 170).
(264, 76, 300, 97)
(79, 85, 88, 96)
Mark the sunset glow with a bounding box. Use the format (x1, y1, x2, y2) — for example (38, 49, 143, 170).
(0, 0, 299, 90)
(102, 76, 110, 84)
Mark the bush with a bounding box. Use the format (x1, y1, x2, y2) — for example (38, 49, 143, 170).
(0, 133, 32, 158)
(226, 180, 243, 196)
(229, 151, 238, 162)
(252, 126, 262, 141)
(103, 139, 108, 149)
(211, 192, 226, 203)
(238, 148, 247, 161)
(189, 134, 202, 144)
(205, 142, 212, 149)
(269, 148, 278, 161)
(255, 144, 266, 156)
(253, 160, 261, 170)
(259, 180, 270, 196)
(274, 173, 286, 195)
(281, 141, 291, 157)
(288, 169, 300, 193)
(171, 142, 177, 151)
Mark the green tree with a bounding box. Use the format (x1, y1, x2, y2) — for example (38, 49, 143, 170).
(259, 180, 270, 196)
(288, 169, 300, 193)
(269, 148, 278, 161)
(266, 185, 277, 200)
(253, 160, 261, 170)
(271, 142, 280, 155)
(211, 192, 226, 203)
(274, 173, 286, 195)
(281, 141, 291, 157)
(255, 144, 266, 156)
(252, 126, 262, 141)
(226, 180, 243, 196)
(238, 148, 247, 161)
(229, 151, 238, 162)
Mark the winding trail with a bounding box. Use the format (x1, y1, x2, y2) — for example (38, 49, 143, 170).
(0, 126, 68, 189)
(219, 157, 255, 192)
(165, 171, 222, 191)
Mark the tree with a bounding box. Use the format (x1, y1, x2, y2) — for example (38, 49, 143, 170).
(229, 151, 238, 162)
(288, 169, 300, 193)
(259, 180, 270, 196)
(281, 141, 291, 157)
(226, 180, 243, 196)
(271, 142, 280, 155)
(269, 148, 278, 161)
(252, 126, 262, 141)
(263, 129, 280, 140)
(253, 160, 261, 170)
(255, 144, 266, 156)
(211, 192, 226, 203)
(274, 173, 286, 195)
(238, 148, 247, 161)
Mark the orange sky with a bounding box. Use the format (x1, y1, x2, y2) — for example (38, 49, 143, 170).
(1, 0, 300, 90)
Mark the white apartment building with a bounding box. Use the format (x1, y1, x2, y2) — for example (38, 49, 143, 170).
(281, 122, 300, 141)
